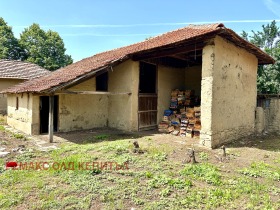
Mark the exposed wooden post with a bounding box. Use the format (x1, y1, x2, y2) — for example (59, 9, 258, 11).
(48, 95, 54, 143)
(187, 148, 197, 164)
(133, 141, 140, 153)
(222, 145, 226, 157)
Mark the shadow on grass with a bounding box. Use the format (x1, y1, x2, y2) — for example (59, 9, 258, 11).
(53, 127, 160, 145)
(225, 134, 280, 152)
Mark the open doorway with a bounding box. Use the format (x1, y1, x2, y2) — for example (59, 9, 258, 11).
(40, 96, 58, 133)
(138, 62, 158, 130)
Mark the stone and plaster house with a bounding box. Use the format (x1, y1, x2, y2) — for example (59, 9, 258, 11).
(2, 23, 274, 148)
(0, 59, 49, 114)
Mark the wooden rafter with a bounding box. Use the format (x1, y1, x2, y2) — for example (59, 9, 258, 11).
(169, 54, 190, 61)
(132, 42, 206, 61)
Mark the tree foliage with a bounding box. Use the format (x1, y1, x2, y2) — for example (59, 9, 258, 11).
(19, 23, 73, 71)
(241, 20, 280, 94)
(0, 17, 23, 60)
(0, 17, 72, 71)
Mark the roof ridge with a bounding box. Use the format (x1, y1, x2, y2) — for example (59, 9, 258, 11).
(84, 23, 224, 61)
(2, 22, 274, 94)
(0, 59, 50, 80)
(187, 23, 225, 29)
(0, 59, 46, 68)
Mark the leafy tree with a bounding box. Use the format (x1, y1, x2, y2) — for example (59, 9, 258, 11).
(19, 24, 47, 66)
(0, 17, 23, 60)
(240, 31, 249, 41)
(241, 20, 280, 94)
(19, 23, 73, 70)
(44, 30, 73, 70)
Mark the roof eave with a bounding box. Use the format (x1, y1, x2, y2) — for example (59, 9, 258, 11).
(28, 55, 130, 95)
(217, 28, 275, 65)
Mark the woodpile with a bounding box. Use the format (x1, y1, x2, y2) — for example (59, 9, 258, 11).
(193, 106, 201, 138)
(158, 89, 201, 138)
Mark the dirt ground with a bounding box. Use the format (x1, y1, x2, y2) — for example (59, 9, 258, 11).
(2, 125, 280, 173)
(1, 124, 280, 209)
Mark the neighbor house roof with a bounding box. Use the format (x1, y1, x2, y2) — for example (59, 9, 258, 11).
(0, 59, 50, 80)
(3, 23, 274, 94)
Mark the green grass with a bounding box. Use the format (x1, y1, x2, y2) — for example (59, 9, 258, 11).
(95, 134, 110, 140)
(0, 115, 6, 124)
(1, 137, 280, 209)
(238, 161, 280, 180)
(12, 133, 27, 140)
(199, 151, 209, 161)
(180, 163, 222, 185)
(0, 123, 27, 140)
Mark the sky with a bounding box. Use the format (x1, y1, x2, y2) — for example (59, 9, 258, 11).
(1, 0, 280, 62)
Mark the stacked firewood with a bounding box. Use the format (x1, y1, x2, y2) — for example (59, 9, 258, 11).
(158, 89, 201, 138)
(184, 90, 195, 107)
(193, 106, 201, 138)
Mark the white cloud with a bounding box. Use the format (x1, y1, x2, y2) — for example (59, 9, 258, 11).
(264, 0, 280, 17)
(14, 19, 280, 29)
(62, 33, 158, 37)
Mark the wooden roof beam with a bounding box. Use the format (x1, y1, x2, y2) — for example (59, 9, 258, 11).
(132, 42, 205, 61)
(169, 54, 190, 61)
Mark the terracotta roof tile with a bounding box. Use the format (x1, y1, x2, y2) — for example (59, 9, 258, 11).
(2, 23, 274, 94)
(0, 59, 50, 80)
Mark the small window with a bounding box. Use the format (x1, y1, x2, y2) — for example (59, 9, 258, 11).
(16, 97, 19, 110)
(96, 72, 108, 91)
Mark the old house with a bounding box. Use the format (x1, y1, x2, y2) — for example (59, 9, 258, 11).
(0, 59, 49, 114)
(2, 23, 274, 148)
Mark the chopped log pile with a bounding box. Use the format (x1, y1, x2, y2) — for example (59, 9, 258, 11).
(158, 89, 201, 138)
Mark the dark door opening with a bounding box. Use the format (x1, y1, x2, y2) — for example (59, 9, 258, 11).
(139, 62, 157, 94)
(138, 62, 158, 130)
(40, 96, 58, 134)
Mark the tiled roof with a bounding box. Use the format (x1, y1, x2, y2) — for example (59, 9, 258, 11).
(0, 59, 50, 80)
(2, 23, 274, 94)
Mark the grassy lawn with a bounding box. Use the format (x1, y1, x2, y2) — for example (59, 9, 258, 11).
(0, 120, 280, 209)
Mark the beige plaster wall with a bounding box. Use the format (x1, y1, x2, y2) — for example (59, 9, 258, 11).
(200, 44, 215, 146)
(201, 36, 258, 148)
(0, 78, 25, 114)
(58, 94, 108, 132)
(59, 59, 139, 132)
(185, 65, 202, 96)
(67, 77, 96, 91)
(31, 95, 40, 134)
(108, 60, 139, 131)
(59, 77, 107, 132)
(61, 60, 185, 132)
(157, 65, 185, 123)
(6, 93, 39, 135)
